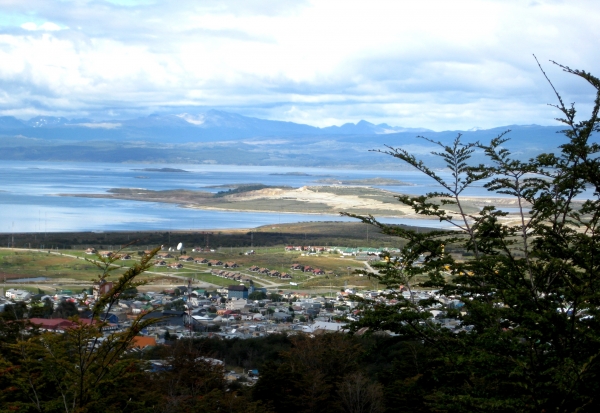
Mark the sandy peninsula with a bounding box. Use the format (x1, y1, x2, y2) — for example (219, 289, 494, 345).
(60, 184, 533, 223)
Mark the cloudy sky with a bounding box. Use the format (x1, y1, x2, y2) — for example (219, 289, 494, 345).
(0, 0, 598, 130)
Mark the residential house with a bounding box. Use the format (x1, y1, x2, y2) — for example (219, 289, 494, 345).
(5, 289, 31, 301)
(226, 298, 248, 311)
(131, 336, 157, 349)
(272, 312, 293, 322)
(92, 281, 113, 300)
(29, 318, 77, 331)
(228, 285, 248, 300)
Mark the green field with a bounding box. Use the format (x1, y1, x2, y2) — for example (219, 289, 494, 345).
(0, 246, 381, 293)
(1, 221, 462, 293)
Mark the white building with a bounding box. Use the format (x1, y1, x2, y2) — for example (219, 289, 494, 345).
(5, 288, 31, 301)
(226, 298, 247, 311)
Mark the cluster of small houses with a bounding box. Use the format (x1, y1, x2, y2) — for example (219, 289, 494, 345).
(211, 264, 329, 281)
(85, 248, 134, 260)
(2, 278, 477, 351)
(82, 245, 397, 278)
(1, 283, 351, 338)
(284, 245, 392, 255)
(211, 270, 253, 283)
(152, 254, 238, 270)
(85, 247, 337, 282)
(285, 245, 402, 262)
(247, 266, 293, 279)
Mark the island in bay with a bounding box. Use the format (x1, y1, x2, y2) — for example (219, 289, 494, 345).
(60, 184, 535, 225)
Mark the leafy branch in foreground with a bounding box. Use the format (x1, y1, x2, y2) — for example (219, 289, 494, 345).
(346, 62, 600, 412)
(3, 245, 163, 412)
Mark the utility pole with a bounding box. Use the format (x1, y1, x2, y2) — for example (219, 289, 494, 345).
(187, 277, 193, 336)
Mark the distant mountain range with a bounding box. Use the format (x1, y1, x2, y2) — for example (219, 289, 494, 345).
(0, 110, 434, 142)
(0, 110, 573, 167)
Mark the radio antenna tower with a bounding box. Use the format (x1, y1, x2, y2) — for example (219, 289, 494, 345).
(187, 277, 193, 336)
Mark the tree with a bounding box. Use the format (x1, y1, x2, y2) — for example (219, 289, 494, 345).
(346, 61, 600, 412)
(42, 297, 54, 318)
(254, 334, 364, 413)
(166, 299, 186, 311)
(52, 300, 79, 318)
(2, 246, 162, 412)
(4, 302, 27, 320)
(27, 303, 46, 319)
(249, 291, 267, 300)
(147, 340, 270, 412)
(337, 372, 384, 413)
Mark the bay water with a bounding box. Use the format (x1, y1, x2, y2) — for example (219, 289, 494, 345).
(0, 160, 503, 233)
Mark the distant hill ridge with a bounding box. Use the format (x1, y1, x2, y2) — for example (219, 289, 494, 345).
(0, 109, 562, 143)
(0, 110, 576, 167)
(0, 109, 433, 142)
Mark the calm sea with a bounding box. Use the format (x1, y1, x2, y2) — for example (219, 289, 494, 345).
(0, 160, 501, 233)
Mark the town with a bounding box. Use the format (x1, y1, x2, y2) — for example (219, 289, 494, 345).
(0, 243, 467, 364)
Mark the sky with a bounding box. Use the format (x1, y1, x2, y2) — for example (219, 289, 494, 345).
(0, 0, 598, 131)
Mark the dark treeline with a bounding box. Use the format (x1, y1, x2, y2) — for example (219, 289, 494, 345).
(141, 333, 432, 413)
(4, 222, 437, 250)
(147, 333, 434, 413)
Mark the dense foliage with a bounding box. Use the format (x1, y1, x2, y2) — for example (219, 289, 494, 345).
(346, 62, 600, 412)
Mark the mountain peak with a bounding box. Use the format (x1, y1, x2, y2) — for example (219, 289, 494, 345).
(356, 120, 375, 126)
(27, 116, 70, 127)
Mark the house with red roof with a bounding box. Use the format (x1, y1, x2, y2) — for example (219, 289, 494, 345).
(131, 336, 157, 349)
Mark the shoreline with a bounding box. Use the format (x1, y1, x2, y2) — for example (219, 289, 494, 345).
(180, 204, 415, 219)
(59, 188, 536, 222)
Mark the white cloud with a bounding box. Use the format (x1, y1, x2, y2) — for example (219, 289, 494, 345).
(0, 0, 598, 130)
(20, 21, 63, 31)
(73, 122, 122, 129)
